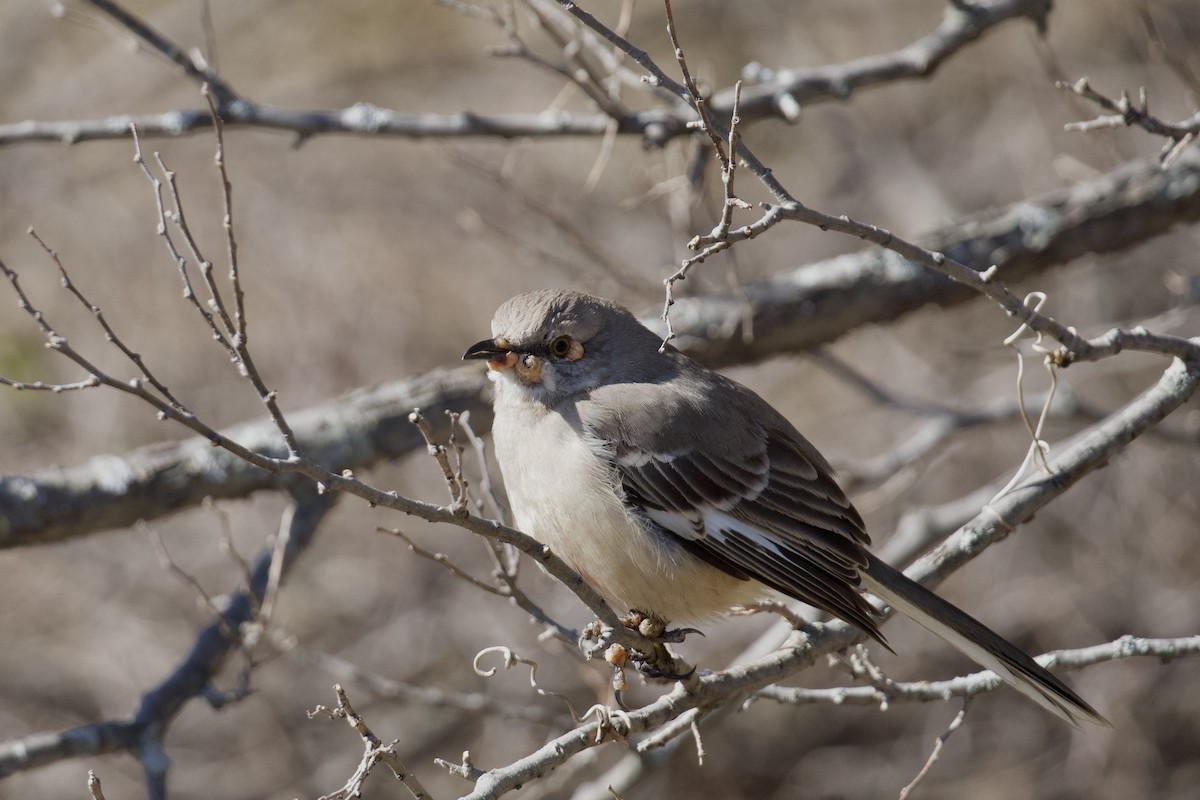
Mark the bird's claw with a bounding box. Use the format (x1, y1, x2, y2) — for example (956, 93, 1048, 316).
(658, 626, 705, 644)
(634, 655, 697, 681)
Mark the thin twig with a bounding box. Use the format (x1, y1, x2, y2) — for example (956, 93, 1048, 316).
(81, 0, 239, 105)
(147, 524, 232, 630)
(131, 124, 236, 359)
(381, 526, 504, 595)
(87, 770, 107, 800)
(755, 634, 1200, 709)
(309, 685, 433, 800)
(210, 498, 258, 612)
(409, 408, 470, 513)
(28, 227, 188, 410)
(663, 0, 726, 161)
(1058, 77, 1200, 166)
(457, 410, 508, 524)
(898, 700, 971, 800)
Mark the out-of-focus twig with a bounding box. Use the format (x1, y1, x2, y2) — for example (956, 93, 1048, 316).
(1059, 77, 1200, 165)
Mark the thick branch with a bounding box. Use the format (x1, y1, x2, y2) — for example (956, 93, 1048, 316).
(0, 365, 489, 548)
(713, 0, 1050, 122)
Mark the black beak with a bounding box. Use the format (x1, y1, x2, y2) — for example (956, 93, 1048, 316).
(463, 338, 510, 361)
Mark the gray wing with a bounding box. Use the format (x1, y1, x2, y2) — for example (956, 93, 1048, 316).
(581, 372, 886, 643)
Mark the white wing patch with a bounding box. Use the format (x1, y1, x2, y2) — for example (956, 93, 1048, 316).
(615, 449, 662, 468)
(703, 511, 789, 557)
(644, 507, 705, 541)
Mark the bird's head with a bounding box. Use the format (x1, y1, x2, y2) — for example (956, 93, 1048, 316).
(463, 289, 665, 402)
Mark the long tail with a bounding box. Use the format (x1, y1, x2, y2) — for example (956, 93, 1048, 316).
(860, 555, 1110, 727)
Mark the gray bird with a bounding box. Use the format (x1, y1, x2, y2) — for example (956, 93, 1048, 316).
(464, 289, 1107, 726)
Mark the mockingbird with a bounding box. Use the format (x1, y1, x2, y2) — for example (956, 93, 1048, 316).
(464, 288, 1107, 726)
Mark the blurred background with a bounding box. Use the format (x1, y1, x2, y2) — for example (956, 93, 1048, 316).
(1, 0, 1198, 798)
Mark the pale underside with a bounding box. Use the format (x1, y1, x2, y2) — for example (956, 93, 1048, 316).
(492, 377, 764, 621)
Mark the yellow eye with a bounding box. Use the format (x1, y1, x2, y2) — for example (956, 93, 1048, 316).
(549, 335, 573, 358)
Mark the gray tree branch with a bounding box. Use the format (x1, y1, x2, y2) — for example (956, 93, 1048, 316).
(754, 634, 1200, 707)
(0, 0, 1047, 149)
(712, 0, 1051, 123)
(0, 365, 489, 548)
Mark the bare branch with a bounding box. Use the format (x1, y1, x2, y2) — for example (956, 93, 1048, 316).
(665, 147, 1200, 367)
(457, 410, 508, 524)
(81, 0, 238, 105)
(87, 770, 107, 800)
(130, 126, 236, 358)
(662, 0, 727, 162)
(27, 227, 187, 410)
(1059, 77, 1200, 165)
(409, 409, 470, 514)
(147, 523, 235, 635)
(719, 0, 1052, 122)
(0, 105, 631, 148)
(381, 526, 504, 596)
(677, 152, 1200, 368)
(754, 634, 1200, 708)
(309, 685, 432, 800)
(910, 355, 1200, 588)
(699, 210, 1196, 365)
(0, 364, 491, 548)
(898, 701, 971, 800)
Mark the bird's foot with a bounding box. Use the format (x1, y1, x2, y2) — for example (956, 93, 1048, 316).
(633, 645, 697, 681)
(618, 611, 699, 682)
(619, 611, 705, 644)
(583, 612, 701, 695)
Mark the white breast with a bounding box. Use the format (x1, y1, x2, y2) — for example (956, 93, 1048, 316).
(491, 379, 759, 622)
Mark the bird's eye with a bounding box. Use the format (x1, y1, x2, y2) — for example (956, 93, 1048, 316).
(549, 335, 573, 358)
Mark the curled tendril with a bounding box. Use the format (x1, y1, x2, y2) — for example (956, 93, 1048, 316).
(472, 645, 633, 741)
